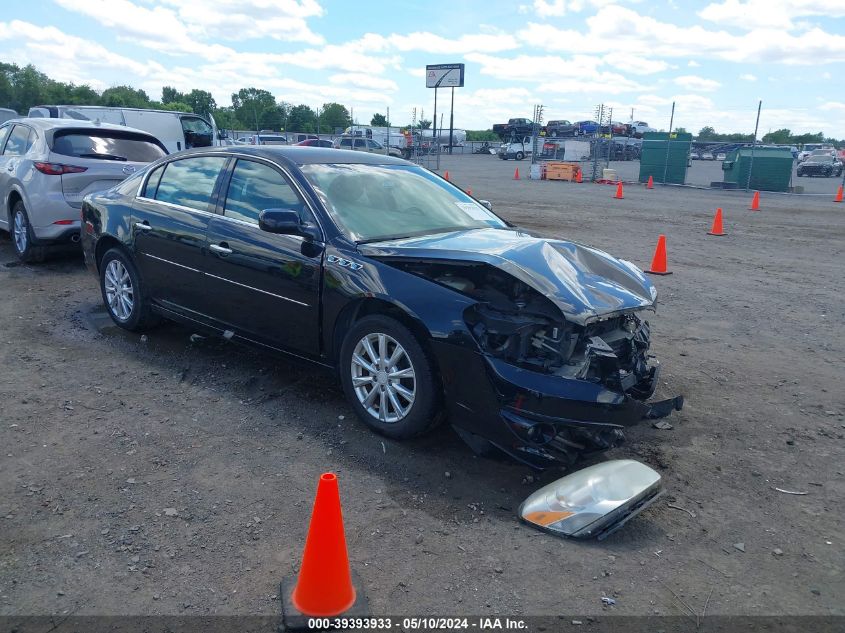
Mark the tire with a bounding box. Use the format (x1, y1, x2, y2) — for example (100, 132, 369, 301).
(340, 315, 442, 440)
(99, 247, 159, 331)
(10, 201, 45, 263)
(515, 151, 525, 161)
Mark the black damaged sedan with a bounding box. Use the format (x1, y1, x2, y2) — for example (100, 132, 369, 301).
(81, 147, 681, 468)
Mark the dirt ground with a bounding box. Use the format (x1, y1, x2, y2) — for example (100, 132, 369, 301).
(1, 154, 843, 624)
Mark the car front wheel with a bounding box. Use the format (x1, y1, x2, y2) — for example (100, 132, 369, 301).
(11, 201, 45, 263)
(99, 248, 159, 331)
(340, 315, 441, 440)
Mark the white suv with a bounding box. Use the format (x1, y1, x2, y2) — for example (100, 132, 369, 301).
(0, 118, 167, 262)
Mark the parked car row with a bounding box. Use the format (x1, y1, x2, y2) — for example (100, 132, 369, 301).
(493, 117, 657, 141)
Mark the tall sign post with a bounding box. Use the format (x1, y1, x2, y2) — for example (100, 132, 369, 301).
(426, 63, 465, 162)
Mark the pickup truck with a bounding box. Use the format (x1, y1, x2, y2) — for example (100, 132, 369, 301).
(630, 121, 656, 138)
(544, 120, 578, 137)
(492, 118, 534, 140)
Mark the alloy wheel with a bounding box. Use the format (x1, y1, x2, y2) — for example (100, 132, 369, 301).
(350, 332, 416, 423)
(104, 259, 134, 322)
(13, 210, 27, 254)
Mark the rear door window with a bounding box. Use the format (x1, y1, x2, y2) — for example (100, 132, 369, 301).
(354, 139, 366, 149)
(141, 164, 165, 198)
(224, 159, 305, 225)
(2, 125, 33, 156)
(52, 132, 166, 163)
(154, 156, 227, 212)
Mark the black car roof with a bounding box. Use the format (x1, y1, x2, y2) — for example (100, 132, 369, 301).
(175, 145, 407, 166)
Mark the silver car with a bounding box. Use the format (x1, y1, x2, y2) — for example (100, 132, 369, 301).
(0, 118, 167, 262)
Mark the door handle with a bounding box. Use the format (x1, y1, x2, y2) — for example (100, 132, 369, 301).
(134, 221, 152, 231)
(6, 164, 13, 172)
(210, 243, 232, 255)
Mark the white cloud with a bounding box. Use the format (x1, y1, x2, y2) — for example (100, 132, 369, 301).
(604, 53, 670, 75)
(698, 0, 845, 31)
(688, 60, 701, 67)
(674, 75, 722, 92)
(518, 7, 845, 64)
(382, 32, 518, 54)
(740, 73, 758, 81)
(327, 73, 399, 92)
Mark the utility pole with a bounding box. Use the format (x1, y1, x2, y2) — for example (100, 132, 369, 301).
(746, 100, 762, 192)
(662, 101, 675, 185)
(449, 87, 454, 155)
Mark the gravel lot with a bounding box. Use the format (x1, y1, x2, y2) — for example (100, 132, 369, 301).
(1, 153, 843, 623)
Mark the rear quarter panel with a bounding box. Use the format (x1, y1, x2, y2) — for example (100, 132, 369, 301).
(80, 183, 138, 274)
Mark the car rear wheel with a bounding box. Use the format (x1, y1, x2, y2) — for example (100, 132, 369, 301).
(99, 248, 159, 331)
(11, 201, 45, 263)
(340, 315, 441, 440)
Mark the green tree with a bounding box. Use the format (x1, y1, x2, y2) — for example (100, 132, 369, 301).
(762, 129, 792, 144)
(370, 112, 388, 127)
(211, 107, 240, 130)
(466, 130, 499, 141)
(161, 86, 184, 104)
(231, 88, 277, 130)
(184, 89, 215, 118)
(319, 102, 351, 132)
(100, 85, 150, 108)
(150, 100, 193, 112)
(697, 126, 716, 141)
(418, 119, 431, 129)
(13, 65, 46, 112)
(287, 104, 317, 133)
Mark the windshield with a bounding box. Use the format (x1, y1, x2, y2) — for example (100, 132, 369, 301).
(806, 156, 830, 163)
(301, 163, 507, 242)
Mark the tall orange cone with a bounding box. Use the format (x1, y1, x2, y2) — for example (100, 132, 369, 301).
(707, 208, 726, 236)
(614, 181, 624, 199)
(646, 235, 672, 275)
(575, 168, 583, 183)
(444, 170, 450, 181)
(835, 185, 843, 203)
(282, 473, 367, 629)
(514, 167, 520, 180)
(749, 190, 760, 211)
(647, 175, 654, 189)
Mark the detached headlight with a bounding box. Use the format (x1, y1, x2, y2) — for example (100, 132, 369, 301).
(518, 460, 662, 540)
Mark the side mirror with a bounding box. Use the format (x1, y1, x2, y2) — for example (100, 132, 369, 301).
(259, 208, 320, 241)
(479, 199, 493, 211)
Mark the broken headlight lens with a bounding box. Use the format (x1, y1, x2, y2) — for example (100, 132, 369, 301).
(518, 460, 662, 539)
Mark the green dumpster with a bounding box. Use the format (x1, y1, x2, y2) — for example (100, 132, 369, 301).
(638, 132, 692, 185)
(721, 146, 793, 192)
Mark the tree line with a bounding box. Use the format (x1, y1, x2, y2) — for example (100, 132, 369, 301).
(0, 63, 357, 133)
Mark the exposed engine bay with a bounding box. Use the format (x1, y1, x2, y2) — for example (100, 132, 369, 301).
(388, 259, 656, 399)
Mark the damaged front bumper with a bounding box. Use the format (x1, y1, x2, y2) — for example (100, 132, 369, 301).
(435, 341, 683, 469)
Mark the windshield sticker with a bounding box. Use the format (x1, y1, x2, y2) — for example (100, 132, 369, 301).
(455, 202, 490, 220)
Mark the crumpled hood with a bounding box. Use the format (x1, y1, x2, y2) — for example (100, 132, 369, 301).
(359, 228, 657, 325)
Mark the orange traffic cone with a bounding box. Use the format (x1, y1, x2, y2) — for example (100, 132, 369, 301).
(444, 170, 450, 181)
(749, 190, 760, 211)
(514, 167, 520, 180)
(835, 185, 843, 203)
(283, 473, 366, 628)
(646, 235, 672, 275)
(614, 182, 624, 199)
(708, 208, 726, 236)
(575, 168, 583, 184)
(647, 175, 654, 189)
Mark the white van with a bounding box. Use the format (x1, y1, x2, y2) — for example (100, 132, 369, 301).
(28, 105, 219, 153)
(0, 108, 18, 125)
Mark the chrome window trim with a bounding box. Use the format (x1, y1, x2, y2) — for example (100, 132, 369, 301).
(136, 196, 215, 218)
(133, 152, 327, 241)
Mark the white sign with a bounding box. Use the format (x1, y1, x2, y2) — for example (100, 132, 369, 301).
(426, 63, 465, 88)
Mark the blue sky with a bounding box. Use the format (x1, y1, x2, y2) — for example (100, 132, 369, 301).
(1, 0, 844, 134)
